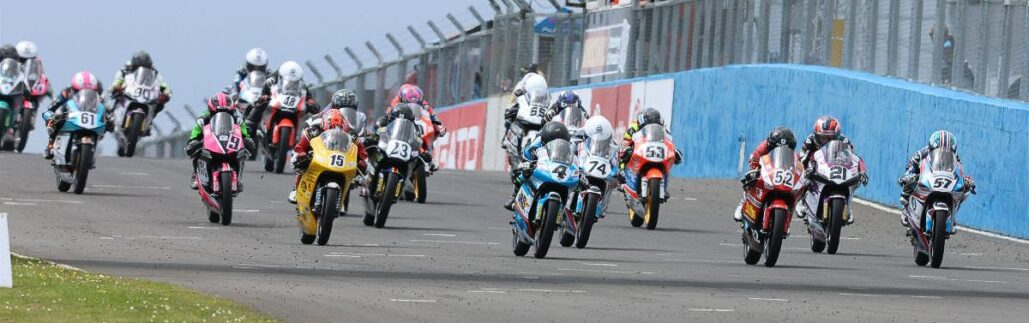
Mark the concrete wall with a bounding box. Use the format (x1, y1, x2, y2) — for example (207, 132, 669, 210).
(433, 64, 1029, 239)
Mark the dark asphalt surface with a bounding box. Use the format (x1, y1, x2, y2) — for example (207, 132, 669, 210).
(2, 153, 1028, 322)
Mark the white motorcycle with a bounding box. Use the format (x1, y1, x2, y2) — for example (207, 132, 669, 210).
(237, 70, 266, 160)
(799, 140, 865, 254)
(112, 67, 161, 157)
(560, 116, 617, 249)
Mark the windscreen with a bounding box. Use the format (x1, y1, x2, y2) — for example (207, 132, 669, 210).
(74, 90, 101, 113)
(587, 137, 614, 159)
(640, 124, 666, 143)
(546, 139, 574, 164)
(320, 127, 353, 153)
(558, 108, 586, 129)
(387, 118, 418, 144)
(24, 58, 42, 82)
(0, 59, 20, 81)
(341, 108, 361, 130)
(408, 103, 424, 120)
(131, 67, 158, 87)
(245, 71, 266, 88)
(279, 78, 302, 95)
(929, 148, 956, 172)
(768, 146, 796, 170)
(823, 140, 854, 167)
(528, 88, 550, 108)
(211, 112, 235, 138)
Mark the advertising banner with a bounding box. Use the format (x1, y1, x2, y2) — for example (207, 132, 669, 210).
(580, 20, 632, 78)
(433, 102, 488, 170)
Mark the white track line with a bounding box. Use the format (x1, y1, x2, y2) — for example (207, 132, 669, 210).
(409, 239, 498, 245)
(91, 184, 171, 190)
(853, 198, 1029, 245)
(422, 233, 456, 237)
(389, 299, 436, 303)
(748, 297, 789, 302)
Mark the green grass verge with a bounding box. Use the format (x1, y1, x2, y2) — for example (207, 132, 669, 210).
(0, 256, 278, 323)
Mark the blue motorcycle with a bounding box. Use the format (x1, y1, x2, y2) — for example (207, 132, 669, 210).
(903, 148, 974, 268)
(511, 139, 581, 258)
(44, 89, 106, 194)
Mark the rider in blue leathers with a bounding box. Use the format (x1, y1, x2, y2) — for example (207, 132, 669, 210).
(503, 121, 570, 211)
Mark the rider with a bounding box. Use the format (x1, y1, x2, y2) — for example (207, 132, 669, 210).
(387, 84, 446, 171)
(110, 51, 172, 123)
(503, 121, 571, 211)
(503, 64, 548, 129)
(796, 116, 867, 223)
(545, 90, 588, 122)
(258, 61, 319, 143)
(897, 130, 976, 226)
(15, 41, 52, 114)
(732, 127, 798, 223)
(288, 108, 367, 204)
(0, 44, 16, 61)
(232, 48, 270, 92)
(617, 108, 682, 179)
(42, 72, 104, 160)
(185, 92, 256, 190)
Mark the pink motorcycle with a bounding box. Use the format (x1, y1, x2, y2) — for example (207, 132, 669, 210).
(194, 112, 247, 225)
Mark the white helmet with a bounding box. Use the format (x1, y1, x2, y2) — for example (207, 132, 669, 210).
(245, 48, 268, 67)
(278, 61, 303, 81)
(584, 115, 613, 141)
(15, 41, 37, 59)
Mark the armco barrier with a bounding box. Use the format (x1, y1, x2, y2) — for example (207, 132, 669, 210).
(432, 64, 1028, 239)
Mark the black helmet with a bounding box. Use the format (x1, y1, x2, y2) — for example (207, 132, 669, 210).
(767, 126, 797, 149)
(331, 89, 359, 109)
(131, 50, 153, 68)
(0, 44, 16, 59)
(540, 121, 570, 145)
(636, 107, 663, 126)
(392, 103, 416, 121)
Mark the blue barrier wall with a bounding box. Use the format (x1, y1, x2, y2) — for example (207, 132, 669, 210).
(657, 64, 1028, 239)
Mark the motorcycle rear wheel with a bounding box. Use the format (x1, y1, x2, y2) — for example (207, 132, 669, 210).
(512, 231, 530, 256)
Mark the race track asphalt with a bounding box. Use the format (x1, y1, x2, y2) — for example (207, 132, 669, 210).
(2, 153, 1028, 322)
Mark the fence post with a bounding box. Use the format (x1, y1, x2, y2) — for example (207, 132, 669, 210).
(950, 0, 967, 87)
(931, 0, 947, 84)
(864, 0, 879, 72)
(843, 0, 858, 69)
(974, 1, 989, 94)
(1022, 3, 1029, 101)
(886, 0, 900, 75)
(996, 2, 1013, 97)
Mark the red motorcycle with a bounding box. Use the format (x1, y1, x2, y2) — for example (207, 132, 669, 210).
(738, 146, 807, 267)
(261, 79, 306, 173)
(16, 58, 50, 152)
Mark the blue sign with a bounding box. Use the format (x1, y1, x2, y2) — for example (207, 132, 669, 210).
(535, 17, 557, 35)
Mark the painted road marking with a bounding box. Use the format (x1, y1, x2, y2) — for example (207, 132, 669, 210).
(853, 198, 1029, 245)
(2, 202, 36, 206)
(468, 288, 585, 294)
(102, 235, 201, 240)
(91, 184, 171, 190)
(389, 299, 436, 303)
(188, 226, 219, 229)
(467, 290, 506, 294)
(233, 209, 260, 213)
(908, 274, 1009, 284)
(581, 263, 618, 267)
(120, 172, 150, 176)
(748, 297, 789, 302)
(839, 292, 943, 299)
(718, 243, 738, 247)
(325, 253, 425, 258)
(956, 265, 1029, 272)
(687, 309, 735, 312)
(557, 268, 653, 275)
(337, 243, 381, 247)
(840, 237, 862, 240)
(1, 198, 81, 204)
(422, 233, 457, 237)
(409, 239, 498, 245)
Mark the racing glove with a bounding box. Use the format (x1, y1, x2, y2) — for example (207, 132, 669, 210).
(291, 152, 311, 171)
(897, 174, 918, 187)
(517, 161, 536, 178)
(859, 172, 869, 186)
(504, 107, 518, 122)
(741, 169, 760, 187)
(963, 176, 977, 194)
(243, 137, 256, 156)
(435, 124, 447, 137)
(673, 149, 683, 165)
(158, 93, 170, 104)
(513, 88, 525, 97)
(185, 140, 203, 159)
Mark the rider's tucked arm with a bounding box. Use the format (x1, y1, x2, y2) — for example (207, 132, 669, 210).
(748, 141, 770, 170)
(520, 138, 543, 162)
(187, 111, 213, 142)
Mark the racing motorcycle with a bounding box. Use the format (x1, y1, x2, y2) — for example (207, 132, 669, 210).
(903, 148, 974, 268)
(560, 121, 617, 249)
(620, 124, 677, 230)
(739, 146, 806, 267)
(362, 116, 421, 228)
(503, 88, 549, 183)
(193, 112, 247, 226)
(295, 127, 358, 245)
(339, 107, 367, 213)
(402, 104, 436, 204)
(800, 140, 865, 254)
(261, 78, 305, 173)
(236, 70, 266, 161)
(47, 89, 106, 194)
(0, 58, 26, 151)
(511, 138, 581, 258)
(112, 67, 161, 157)
(16, 58, 50, 152)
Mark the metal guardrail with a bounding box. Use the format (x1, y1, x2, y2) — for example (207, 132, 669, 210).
(138, 104, 195, 159)
(307, 0, 1029, 109)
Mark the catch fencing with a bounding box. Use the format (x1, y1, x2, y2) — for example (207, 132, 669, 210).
(309, 0, 1029, 113)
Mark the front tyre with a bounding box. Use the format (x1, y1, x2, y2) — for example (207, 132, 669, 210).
(73, 142, 93, 194)
(826, 198, 845, 254)
(533, 199, 560, 259)
(575, 194, 599, 249)
(375, 172, 399, 228)
(219, 172, 233, 226)
(274, 128, 291, 174)
(316, 186, 340, 246)
(644, 178, 661, 230)
(763, 209, 787, 267)
(124, 115, 143, 157)
(17, 108, 32, 152)
(414, 165, 428, 204)
(930, 210, 949, 268)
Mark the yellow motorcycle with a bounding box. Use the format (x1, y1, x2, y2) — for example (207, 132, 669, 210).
(295, 127, 358, 245)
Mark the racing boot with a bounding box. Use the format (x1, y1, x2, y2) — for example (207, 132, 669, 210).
(43, 142, 54, 159)
(190, 173, 198, 190)
(288, 190, 297, 204)
(733, 196, 745, 226)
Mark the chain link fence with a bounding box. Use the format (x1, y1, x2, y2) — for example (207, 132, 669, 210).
(311, 0, 1029, 112)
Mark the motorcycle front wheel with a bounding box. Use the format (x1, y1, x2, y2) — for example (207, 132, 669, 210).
(763, 209, 787, 267)
(533, 199, 560, 259)
(575, 194, 599, 249)
(316, 186, 340, 246)
(16, 108, 32, 152)
(219, 172, 233, 226)
(375, 172, 399, 228)
(124, 115, 143, 157)
(72, 143, 93, 194)
(930, 209, 949, 268)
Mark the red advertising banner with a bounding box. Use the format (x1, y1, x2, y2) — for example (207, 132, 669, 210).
(432, 102, 487, 170)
